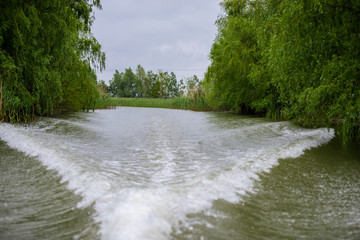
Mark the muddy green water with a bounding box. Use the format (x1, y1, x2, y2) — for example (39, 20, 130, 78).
(0, 107, 359, 239)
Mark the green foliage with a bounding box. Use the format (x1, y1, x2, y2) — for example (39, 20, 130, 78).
(106, 70, 209, 111)
(205, 1, 268, 114)
(97, 80, 109, 94)
(0, 0, 105, 122)
(107, 96, 210, 112)
(109, 65, 182, 99)
(205, 0, 360, 142)
(108, 98, 174, 109)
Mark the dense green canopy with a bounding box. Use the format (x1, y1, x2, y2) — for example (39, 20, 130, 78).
(205, 0, 360, 140)
(0, 0, 105, 122)
(108, 65, 191, 99)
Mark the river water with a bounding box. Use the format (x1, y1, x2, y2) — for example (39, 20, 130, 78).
(0, 107, 359, 240)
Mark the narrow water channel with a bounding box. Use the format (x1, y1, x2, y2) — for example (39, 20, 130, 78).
(0, 107, 358, 239)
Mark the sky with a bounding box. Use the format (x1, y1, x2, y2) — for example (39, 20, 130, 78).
(91, 0, 222, 83)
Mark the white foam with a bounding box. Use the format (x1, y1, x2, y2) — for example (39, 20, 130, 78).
(0, 119, 335, 240)
(0, 123, 111, 208)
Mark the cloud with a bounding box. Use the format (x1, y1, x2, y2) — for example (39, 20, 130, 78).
(92, 0, 221, 81)
(157, 41, 207, 58)
(176, 40, 208, 57)
(158, 44, 174, 53)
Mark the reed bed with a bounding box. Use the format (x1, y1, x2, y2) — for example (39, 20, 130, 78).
(100, 97, 211, 111)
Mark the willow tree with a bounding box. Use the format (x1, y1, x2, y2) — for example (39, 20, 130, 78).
(206, 0, 360, 140)
(0, 0, 105, 122)
(260, 0, 360, 139)
(205, 0, 267, 113)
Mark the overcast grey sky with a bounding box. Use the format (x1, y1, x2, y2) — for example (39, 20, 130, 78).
(91, 0, 222, 82)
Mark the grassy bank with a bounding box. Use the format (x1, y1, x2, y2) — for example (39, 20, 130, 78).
(99, 97, 211, 111)
(109, 98, 174, 108)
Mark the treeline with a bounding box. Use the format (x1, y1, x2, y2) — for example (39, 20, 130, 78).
(96, 67, 209, 110)
(0, 0, 105, 123)
(103, 65, 201, 99)
(204, 0, 360, 140)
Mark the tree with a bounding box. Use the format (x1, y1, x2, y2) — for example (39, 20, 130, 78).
(178, 79, 186, 96)
(205, 0, 360, 140)
(97, 80, 109, 94)
(157, 70, 170, 98)
(109, 66, 192, 99)
(135, 65, 147, 98)
(109, 70, 123, 97)
(148, 70, 161, 98)
(205, 0, 264, 113)
(168, 72, 180, 98)
(0, 0, 105, 122)
(122, 68, 137, 97)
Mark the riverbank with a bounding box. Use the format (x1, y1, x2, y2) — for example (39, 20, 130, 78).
(98, 97, 210, 112)
(99, 97, 360, 145)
